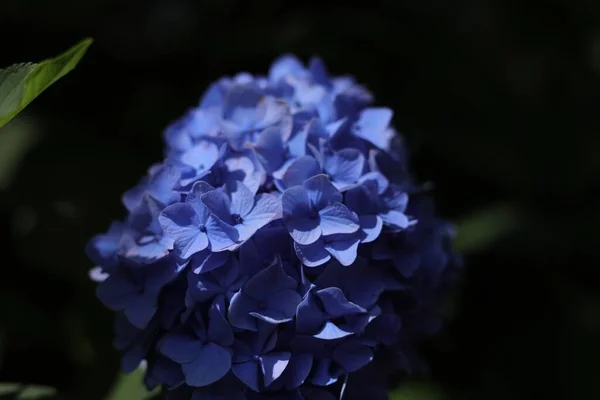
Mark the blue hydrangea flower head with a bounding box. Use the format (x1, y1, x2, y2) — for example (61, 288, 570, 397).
(87, 54, 461, 399)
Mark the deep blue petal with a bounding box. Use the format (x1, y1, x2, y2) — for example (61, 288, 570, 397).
(232, 361, 260, 392)
(182, 342, 232, 387)
(159, 333, 201, 364)
(332, 341, 373, 372)
(260, 352, 291, 387)
(315, 287, 366, 318)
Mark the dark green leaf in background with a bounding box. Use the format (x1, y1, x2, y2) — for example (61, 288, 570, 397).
(0, 383, 57, 399)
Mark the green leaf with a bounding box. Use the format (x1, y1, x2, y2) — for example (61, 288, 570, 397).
(0, 117, 42, 189)
(453, 202, 520, 254)
(0, 383, 57, 399)
(390, 381, 442, 400)
(104, 367, 159, 400)
(0, 38, 92, 129)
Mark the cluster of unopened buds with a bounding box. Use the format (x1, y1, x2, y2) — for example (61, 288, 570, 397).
(87, 54, 461, 400)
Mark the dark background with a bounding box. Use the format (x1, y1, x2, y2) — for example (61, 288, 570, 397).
(1, 0, 599, 399)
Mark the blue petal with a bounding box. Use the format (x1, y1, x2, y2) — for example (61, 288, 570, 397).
(380, 210, 410, 229)
(287, 126, 308, 158)
(313, 321, 354, 340)
(295, 292, 326, 334)
(228, 291, 259, 331)
(96, 273, 139, 310)
(332, 342, 373, 372)
(159, 203, 208, 259)
(227, 180, 255, 218)
(201, 189, 233, 224)
(124, 296, 157, 329)
(199, 81, 226, 109)
(283, 354, 313, 390)
(352, 108, 393, 150)
(254, 126, 286, 172)
(358, 171, 389, 194)
(281, 156, 321, 189)
(316, 287, 366, 318)
(308, 56, 330, 87)
(187, 181, 216, 207)
(208, 297, 234, 346)
(318, 202, 359, 236)
(344, 185, 376, 216)
(244, 260, 298, 301)
(269, 54, 306, 82)
(232, 361, 260, 392)
(147, 165, 181, 206)
(86, 221, 123, 270)
(294, 240, 331, 267)
(121, 345, 145, 373)
(192, 250, 230, 275)
(222, 84, 262, 127)
(182, 343, 232, 387)
(282, 185, 311, 218)
(225, 155, 264, 195)
(206, 216, 238, 251)
(240, 193, 281, 239)
(260, 352, 291, 387)
(159, 333, 201, 364)
(323, 235, 360, 266)
(250, 289, 301, 324)
(180, 141, 220, 173)
(324, 148, 365, 186)
(303, 175, 342, 210)
(359, 215, 383, 243)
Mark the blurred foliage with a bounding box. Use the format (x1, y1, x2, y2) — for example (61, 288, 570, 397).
(0, 39, 92, 129)
(0, 0, 599, 399)
(0, 383, 56, 399)
(105, 368, 158, 400)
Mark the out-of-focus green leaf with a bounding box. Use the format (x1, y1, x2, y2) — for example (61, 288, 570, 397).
(391, 382, 443, 400)
(0, 38, 92, 129)
(0, 383, 57, 399)
(390, 381, 442, 400)
(0, 117, 41, 189)
(104, 367, 159, 400)
(453, 202, 520, 254)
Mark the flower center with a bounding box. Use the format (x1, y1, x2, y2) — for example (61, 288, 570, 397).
(199, 224, 207, 233)
(309, 210, 319, 220)
(231, 214, 244, 225)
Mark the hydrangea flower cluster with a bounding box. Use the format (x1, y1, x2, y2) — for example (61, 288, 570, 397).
(87, 55, 461, 400)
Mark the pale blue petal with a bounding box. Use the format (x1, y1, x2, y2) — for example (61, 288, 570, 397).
(324, 148, 365, 184)
(228, 181, 255, 218)
(324, 236, 360, 266)
(303, 174, 342, 210)
(359, 215, 383, 243)
(380, 210, 410, 229)
(294, 240, 331, 267)
(352, 108, 393, 150)
(318, 202, 359, 236)
(313, 321, 354, 340)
